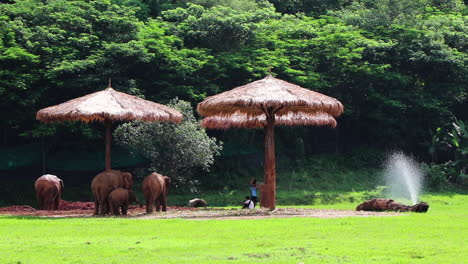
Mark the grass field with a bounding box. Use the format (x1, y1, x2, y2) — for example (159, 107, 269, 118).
(1, 193, 467, 264)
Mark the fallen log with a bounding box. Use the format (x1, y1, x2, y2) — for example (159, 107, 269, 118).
(356, 198, 429, 213)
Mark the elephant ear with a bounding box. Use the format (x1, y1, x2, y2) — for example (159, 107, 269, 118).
(164, 176, 171, 185)
(123, 172, 133, 189)
(59, 179, 64, 191)
(163, 176, 171, 195)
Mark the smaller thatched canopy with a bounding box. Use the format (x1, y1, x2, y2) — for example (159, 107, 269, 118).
(197, 75, 344, 118)
(36, 87, 182, 123)
(202, 111, 337, 130)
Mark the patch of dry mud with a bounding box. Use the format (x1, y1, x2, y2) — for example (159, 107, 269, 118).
(136, 208, 401, 220)
(0, 202, 403, 219)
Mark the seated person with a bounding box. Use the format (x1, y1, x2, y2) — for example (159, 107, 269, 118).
(242, 196, 254, 209)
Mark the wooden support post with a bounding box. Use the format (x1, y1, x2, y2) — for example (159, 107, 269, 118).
(262, 114, 276, 210)
(105, 120, 112, 171)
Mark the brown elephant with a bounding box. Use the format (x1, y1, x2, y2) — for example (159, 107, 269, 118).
(356, 198, 429, 213)
(91, 170, 133, 215)
(108, 188, 141, 216)
(142, 172, 171, 213)
(34, 174, 64, 210)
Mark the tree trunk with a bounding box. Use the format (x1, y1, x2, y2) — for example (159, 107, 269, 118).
(335, 123, 339, 154)
(105, 120, 112, 171)
(261, 114, 276, 210)
(41, 136, 46, 174)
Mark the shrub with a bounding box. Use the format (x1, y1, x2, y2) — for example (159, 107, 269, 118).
(114, 99, 222, 192)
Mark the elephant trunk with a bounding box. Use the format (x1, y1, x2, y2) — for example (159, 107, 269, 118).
(128, 191, 142, 207)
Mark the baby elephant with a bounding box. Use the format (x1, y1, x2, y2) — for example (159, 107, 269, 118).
(108, 188, 141, 216)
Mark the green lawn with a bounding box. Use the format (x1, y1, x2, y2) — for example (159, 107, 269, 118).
(1, 194, 467, 264)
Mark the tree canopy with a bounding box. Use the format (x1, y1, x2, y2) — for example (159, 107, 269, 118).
(0, 0, 466, 187)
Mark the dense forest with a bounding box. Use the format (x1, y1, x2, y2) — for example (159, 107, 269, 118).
(0, 0, 466, 195)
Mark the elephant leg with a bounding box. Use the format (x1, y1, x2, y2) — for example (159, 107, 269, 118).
(113, 205, 120, 215)
(44, 192, 53, 210)
(122, 203, 128, 216)
(156, 198, 161, 212)
(161, 195, 167, 212)
(101, 201, 107, 215)
(93, 194, 100, 215)
(100, 195, 109, 215)
(54, 194, 60, 210)
(44, 200, 51, 210)
(108, 200, 115, 215)
(36, 193, 43, 210)
(145, 198, 154, 214)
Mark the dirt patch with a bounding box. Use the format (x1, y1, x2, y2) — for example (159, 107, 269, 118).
(59, 200, 95, 211)
(0, 200, 195, 217)
(0, 201, 402, 219)
(0, 205, 36, 213)
(137, 207, 402, 220)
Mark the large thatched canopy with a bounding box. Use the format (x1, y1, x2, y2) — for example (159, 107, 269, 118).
(37, 86, 182, 171)
(197, 75, 343, 118)
(197, 74, 344, 210)
(202, 111, 337, 130)
(37, 87, 182, 123)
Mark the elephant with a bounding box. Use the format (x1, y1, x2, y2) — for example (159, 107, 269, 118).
(142, 172, 171, 213)
(356, 198, 429, 213)
(108, 188, 141, 216)
(91, 170, 133, 215)
(34, 174, 64, 210)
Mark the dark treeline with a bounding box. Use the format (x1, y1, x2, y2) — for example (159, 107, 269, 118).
(0, 0, 466, 187)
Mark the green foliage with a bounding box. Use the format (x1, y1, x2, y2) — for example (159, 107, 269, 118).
(269, 0, 353, 16)
(113, 99, 222, 191)
(163, 4, 279, 51)
(137, 18, 213, 100)
(187, 0, 269, 11)
(422, 162, 457, 190)
(0, 0, 466, 194)
(328, 1, 467, 151)
(426, 118, 468, 188)
(0, 0, 146, 145)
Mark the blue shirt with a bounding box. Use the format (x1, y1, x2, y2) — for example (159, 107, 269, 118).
(250, 186, 257, 197)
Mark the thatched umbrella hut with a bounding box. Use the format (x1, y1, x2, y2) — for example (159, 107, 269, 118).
(36, 83, 182, 171)
(197, 75, 343, 210)
(202, 111, 337, 129)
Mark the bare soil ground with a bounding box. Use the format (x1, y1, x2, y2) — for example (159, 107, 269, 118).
(0, 200, 402, 219)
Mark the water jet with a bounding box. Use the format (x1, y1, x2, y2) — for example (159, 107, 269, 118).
(355, 152, 430, 213)
(384, 152, 423, 205)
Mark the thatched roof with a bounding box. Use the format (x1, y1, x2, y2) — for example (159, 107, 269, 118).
(197, 75, 344, 117)
(36, 87, 183, 123)
(202, 111, 337, 130)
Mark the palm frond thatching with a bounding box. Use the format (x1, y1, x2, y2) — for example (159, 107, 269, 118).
(202, 111, 337, 130)
(197, 75, 344, 117)
(36, 87, 182, 123)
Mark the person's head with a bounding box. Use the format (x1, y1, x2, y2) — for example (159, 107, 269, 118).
(245, 196, 250, 200)
(250, 178, 256, 184)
